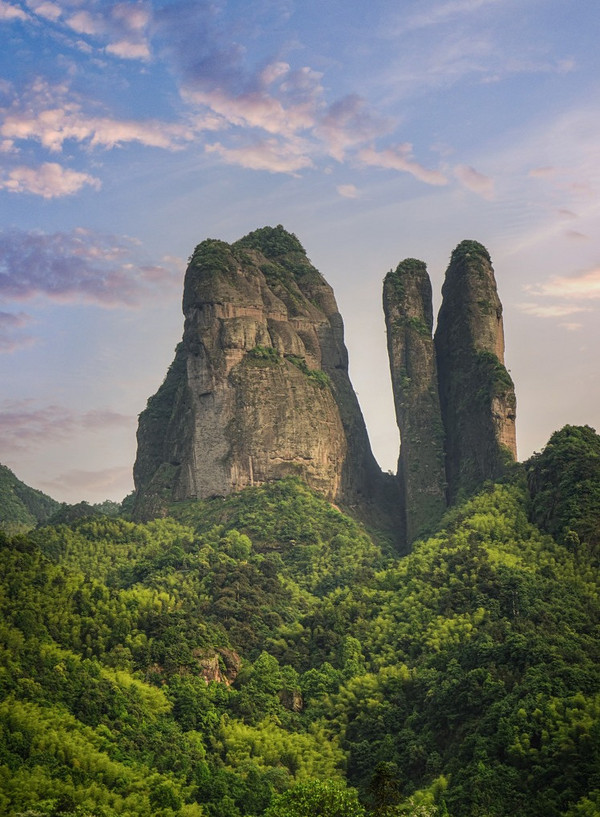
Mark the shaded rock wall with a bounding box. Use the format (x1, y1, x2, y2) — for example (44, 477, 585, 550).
(434, 240, 517, 503)
(383, 260, 446, 541)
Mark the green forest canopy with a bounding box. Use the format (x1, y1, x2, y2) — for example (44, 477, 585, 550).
(1, 426, 599, 816)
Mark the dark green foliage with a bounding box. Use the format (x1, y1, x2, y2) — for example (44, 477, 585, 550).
(1, 459, 599, 815)
(0, 464, 59, 533)
(235, 225, 306, 259)
(527, 424, 600, 552)
(450, 240, 491, 266)
(189, 238, 234, 272)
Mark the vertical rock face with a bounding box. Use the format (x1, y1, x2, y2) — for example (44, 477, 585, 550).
(434, 240, 517, 503)
(133, 226, 383, 518)
(383, 260, 447, 541)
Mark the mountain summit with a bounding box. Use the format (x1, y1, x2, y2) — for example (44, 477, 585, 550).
(133, 226, 387, 521)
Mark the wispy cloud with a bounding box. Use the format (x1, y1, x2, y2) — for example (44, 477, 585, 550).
(337, 184, 359, 199)
(0, 399, 132, 454)
(205, 137, 313, 174)
(525, 268, 600, 300)
(399, 0, 501, 32)
(318, 95, 391, 162)
(0, 162, 100, 197)
(1, 79, 195, 152)
(0, 1, 30, 22)
(0, 311, 34, 352)
(454, 164, 494, 199)
(358, 144, 448, 186)
(517, 302, 590, 319)
(25, 0, 153, 60)
(0, 227, 182, 307)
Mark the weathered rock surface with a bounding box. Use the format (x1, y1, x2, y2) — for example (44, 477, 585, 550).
(383, 260, 446, 541)
(434, 240, 517, 503)
(133, 226, 385, 519)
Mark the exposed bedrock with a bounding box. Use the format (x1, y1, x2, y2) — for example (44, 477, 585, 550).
(434, 240, 517, 504)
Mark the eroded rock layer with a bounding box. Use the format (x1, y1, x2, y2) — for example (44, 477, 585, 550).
(434, 240, 517, 503)
(133, 226, 383, 519)
(383, 260, 447, 541)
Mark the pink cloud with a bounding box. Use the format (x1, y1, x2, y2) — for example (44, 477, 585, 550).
(358, 144, 448, 186)
(105, 40, 151, 60)
(454, 164, 495, 199)
(27, 0, 61, 21)
(1, 83, 195, 152)
(0, 400, 132, 455)
(529, 166, 556, 179)
(0, 162, 100, 198)
(65, 9, 104, 35)
(0, 311, 34, 353)
(319, 95, 392, 161)
(0, 1, 30, 21)
(526, 268, 600, 300)
(0, 227, 182, 307)
(337, 184, 359, 199)
(206, 138, 313, 174)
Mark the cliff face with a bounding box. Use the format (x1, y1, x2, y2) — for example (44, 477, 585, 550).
(383, 260, 446, 541)
(434, 240, 517, 503)
(133, 226, 383, 519)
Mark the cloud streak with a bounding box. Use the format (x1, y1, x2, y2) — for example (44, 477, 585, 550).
(0, 227, 182, 307)
(525, 268, 600, 300)
(0, 399, 132, 454)
(358, 144, 448, 186)
(454, 164, 494, 199)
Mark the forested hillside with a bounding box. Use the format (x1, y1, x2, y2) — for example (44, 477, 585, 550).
(0, 464, 59, 533)
(1, 428, 599, 816)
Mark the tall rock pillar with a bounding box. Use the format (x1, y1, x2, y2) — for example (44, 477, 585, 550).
(133, 226, 387, 522)
(434, 240, 517, 503)
(384, 260, 447, 542)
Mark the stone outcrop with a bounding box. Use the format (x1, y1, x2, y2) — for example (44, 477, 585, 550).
(383, 260, 447, 541)
(133, 226, 385, 519)
(434, 240, 517, 503)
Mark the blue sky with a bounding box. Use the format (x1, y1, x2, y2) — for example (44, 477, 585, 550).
(1, 0, 599, 502)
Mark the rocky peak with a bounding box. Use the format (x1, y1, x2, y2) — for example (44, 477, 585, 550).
(383, 260, 447, 542)
(434, 240, 517, 503)
(133, 226, 384, 520)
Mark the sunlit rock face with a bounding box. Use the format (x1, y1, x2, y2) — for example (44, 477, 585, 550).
(383, 259, 447, 542)
(133, 226, 384, 519)
(434, 240, 517, 504)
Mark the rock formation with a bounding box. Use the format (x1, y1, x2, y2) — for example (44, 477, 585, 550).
(133, 226, 385, 519)
(383, 260, 446, 541)
(434, 240, 517, 503)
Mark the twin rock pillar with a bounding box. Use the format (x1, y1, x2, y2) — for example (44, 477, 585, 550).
(384, 240, 517, 542)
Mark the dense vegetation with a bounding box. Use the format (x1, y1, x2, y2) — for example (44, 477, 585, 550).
(0, 464, 59, 533)
(1, 427, 599, 816)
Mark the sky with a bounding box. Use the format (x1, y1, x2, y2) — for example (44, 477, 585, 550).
(1, 0, 599, 504)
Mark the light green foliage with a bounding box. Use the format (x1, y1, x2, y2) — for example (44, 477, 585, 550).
(1, 457, 599, 816)
(264, 779, 366, 817)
